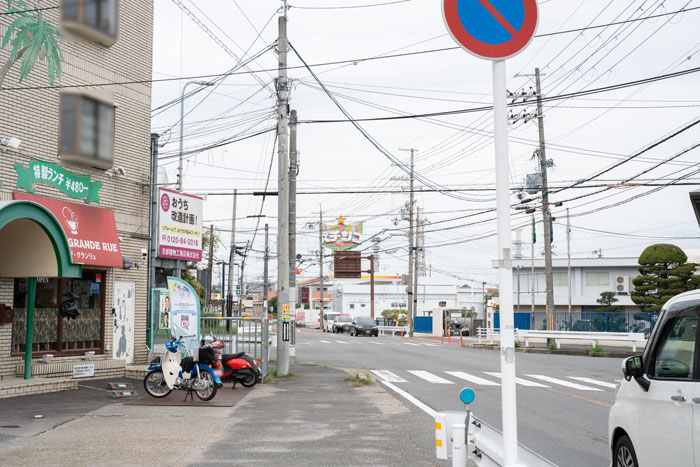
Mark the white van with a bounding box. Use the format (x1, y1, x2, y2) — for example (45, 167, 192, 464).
(608, 288, 700, 467)
(322, 312, 339, 332)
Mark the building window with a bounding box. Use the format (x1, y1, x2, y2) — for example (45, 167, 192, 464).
(59, 94, 115, 170)
(360, 304, 365, 308)
(61, 0, 118, 46)
(553, 272, 568, 286)
(349, 304, 354, 309)
(586, 272, 609, 287)
(11, 270, 106, 355)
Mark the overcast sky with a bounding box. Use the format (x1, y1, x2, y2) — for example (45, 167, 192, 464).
(151, 0, 700, 289)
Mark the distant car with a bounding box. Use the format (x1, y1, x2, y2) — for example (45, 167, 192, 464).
(608, 289, 700, 467)
(350, 316, 378, 337)
(332, 315, 353, 333)
(323, 312, 339, 332)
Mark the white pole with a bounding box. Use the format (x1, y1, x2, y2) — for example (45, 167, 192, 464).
(451, 424, 467, 467)
(493, 59, 519, 466)
(567, 208, 572, 326)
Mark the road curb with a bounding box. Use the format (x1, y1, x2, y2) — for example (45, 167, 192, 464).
(470, 343, 638, 358)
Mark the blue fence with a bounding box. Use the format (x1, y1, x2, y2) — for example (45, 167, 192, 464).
(414, 316, 433, 333)
(493, 311, 659, 334)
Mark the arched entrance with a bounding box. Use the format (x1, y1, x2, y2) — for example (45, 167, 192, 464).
(0, 201, 82, 379)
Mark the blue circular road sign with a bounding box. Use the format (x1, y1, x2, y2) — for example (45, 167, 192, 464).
(460, 387, 476, 405)
(442, 0, 539, 60)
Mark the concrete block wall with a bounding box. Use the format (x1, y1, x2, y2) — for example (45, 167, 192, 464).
(0, 1, 154, 369)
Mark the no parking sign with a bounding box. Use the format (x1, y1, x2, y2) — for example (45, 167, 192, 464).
(442, 0, 538, 59)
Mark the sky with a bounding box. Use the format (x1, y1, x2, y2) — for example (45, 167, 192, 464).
(150, 0, 700, 290)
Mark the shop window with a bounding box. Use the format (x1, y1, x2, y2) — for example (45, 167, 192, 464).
(11, 270, 106, 356)
(61, 0, 118, 46)
(59, 94, 115, 170)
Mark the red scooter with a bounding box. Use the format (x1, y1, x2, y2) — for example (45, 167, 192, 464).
(209, 341, 262, 389)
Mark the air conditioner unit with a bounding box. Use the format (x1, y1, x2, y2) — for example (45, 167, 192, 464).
(616, 276, 630, 294)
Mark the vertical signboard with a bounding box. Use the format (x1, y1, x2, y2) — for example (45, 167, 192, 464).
(157, 188, 203, 262)
(167, 277, 200, 352)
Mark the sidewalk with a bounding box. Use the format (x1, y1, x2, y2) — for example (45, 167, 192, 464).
(0, 365, 447, 467)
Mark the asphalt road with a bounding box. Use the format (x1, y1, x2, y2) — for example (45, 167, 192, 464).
(295, 329, 622, 467)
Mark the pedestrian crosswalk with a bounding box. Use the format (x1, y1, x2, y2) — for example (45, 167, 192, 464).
(369, 369, 618, 392)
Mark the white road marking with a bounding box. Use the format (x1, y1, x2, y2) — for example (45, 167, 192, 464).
(568, 377, 618, 389)
(525, 375, 602, 391)
(381, 382, 436, 417)
(319, 340, 331, 344)
(404, 343, 421, 346)
(422, 343, 439, 347)
(335, 340, 349, 344)
(367, 341, 384, 345)
(483, 372, 550, 388)
(445, 371, 500, 386)
(370, 370, 407, 383)
(408, 370, 454, 384)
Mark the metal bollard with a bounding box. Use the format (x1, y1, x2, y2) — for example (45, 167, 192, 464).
(451, 423, 467, 467)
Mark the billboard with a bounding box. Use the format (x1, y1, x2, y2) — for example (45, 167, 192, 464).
(157, 188, 203, 262)
(323, 216, 364, 252)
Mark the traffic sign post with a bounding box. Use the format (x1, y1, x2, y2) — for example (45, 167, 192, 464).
(443, 2, 538, 466)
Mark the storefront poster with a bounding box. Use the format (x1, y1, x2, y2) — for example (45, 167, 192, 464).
(13, 193, 122, 267)
(157, 189, 203, 262)
(166, 277, 199, 352)
(156, 289, 171, 330)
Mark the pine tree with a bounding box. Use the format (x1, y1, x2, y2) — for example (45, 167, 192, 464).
(631, 244, 700, 313)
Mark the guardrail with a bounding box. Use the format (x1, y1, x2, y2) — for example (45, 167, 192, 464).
(200, 317, 269, 377)
(516, 329, 646, 352)
(377, 325, 410, 337)
(436, 411, 557, 466)
(476, 327, 645, 351)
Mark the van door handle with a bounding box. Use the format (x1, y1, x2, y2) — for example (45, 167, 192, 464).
(693, 397, 700, 404)
(671, 395, 687, 402)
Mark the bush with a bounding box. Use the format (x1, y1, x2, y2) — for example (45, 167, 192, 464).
(589, 345, 604, 357)
(514, 340, 521, 348)
(548, 343, 557, 351)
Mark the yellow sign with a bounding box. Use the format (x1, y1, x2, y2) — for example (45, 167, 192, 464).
(282, 304, 290, 322)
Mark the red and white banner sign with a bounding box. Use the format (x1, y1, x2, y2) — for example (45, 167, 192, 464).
(157, 188, 203, 262)
(14, 193, 122, 267)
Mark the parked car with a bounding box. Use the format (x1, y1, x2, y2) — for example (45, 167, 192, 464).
(350, 316, 378, 337)
(332, 314, 353, 333)
(323, 312, 338, 332)
(608, 289, 700, 467)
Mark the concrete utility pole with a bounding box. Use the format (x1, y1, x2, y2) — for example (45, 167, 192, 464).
(535, 67, 555, 332)
(239, 240, 249, 317)
(264, 224, 269, 318)
(289, 109, 298, 313)
(399, 148, 416, 337)
(276, 6, 291, 376)
(206, 224, 214, 311)
(319, 206, 324, 329)
(412, 206, 420, 321)
(227, 190, 237, 328)
(567, 208, 572, 326)
(531, 214, 535, 315)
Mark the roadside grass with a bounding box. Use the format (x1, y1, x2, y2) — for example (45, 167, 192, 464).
(345, 371, 374, 388)
(548, 343, 557, 351)
(514, 340, 521, 348)
(263, 371, 296, 384)
(589, 345, 604, 357)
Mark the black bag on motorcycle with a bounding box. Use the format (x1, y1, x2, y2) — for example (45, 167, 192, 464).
(197, 346, 216, 364)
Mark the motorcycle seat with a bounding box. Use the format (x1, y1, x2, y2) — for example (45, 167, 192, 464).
(223, 352, 245, 361)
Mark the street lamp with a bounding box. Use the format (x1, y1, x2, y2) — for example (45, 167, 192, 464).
(179, 80, 213, 192)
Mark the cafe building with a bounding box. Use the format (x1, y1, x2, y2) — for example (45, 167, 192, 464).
(0, 0, 154, 394)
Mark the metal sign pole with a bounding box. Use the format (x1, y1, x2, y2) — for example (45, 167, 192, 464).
(493, 59, 519, 466)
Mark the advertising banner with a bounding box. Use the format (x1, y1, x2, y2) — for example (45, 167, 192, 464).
(323, 216, 364, 252)
(14, 159, 102, 204)
(166, 277, 200, 352)
(14, 193, 122, 267)
(157, 188, 203, 262)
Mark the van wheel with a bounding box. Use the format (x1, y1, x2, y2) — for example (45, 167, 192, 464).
(614, 435, 638, 467)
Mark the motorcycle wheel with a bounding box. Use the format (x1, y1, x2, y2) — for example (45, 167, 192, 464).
(240, 370, 257, 388)
(195, 371, 218, 401)
(143, 369, 172, 398)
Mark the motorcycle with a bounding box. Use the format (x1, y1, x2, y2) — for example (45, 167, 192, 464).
(207, 339, 262, 389)
(143, 334, 222, 401)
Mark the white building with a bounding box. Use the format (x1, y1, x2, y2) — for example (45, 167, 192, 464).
(493, 257, 642, 313)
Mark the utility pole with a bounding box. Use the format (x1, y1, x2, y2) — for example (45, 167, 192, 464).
(289, 109, 298, 316)
(369, 255, 375, 318)
(319, 206, 324, 329)
(206, 224, 214, 311)
(147, 133, 159, 348)
(535, 67, 555, 332)
(264, 224, 269, 319)
(239, 240, 249, 317)
(399, 148, 416, 337)
(531, 214, 535, 316)
(276, 5, 291, 376)
(567, 208, 572, 328)
(412, 206, 420, 322)
(227, 190, 237, 329)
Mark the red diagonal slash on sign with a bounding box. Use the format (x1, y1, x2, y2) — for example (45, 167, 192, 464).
(477, 0, 518, 36)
